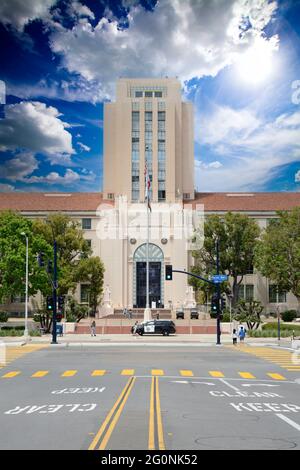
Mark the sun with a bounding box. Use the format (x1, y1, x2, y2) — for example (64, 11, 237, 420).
(236, 40, 276, 85)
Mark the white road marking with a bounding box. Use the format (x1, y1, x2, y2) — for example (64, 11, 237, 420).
(219, 378, 240, 392)
(51, 387, 105, 394)
(4, 403, 98, 415)
(171, 380, 214, 386)
(191, 382, 215, 386)
(241, 384, 280, 388)
(276, 414, 300, 431)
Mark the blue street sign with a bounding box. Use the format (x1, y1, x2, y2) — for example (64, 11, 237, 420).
(212, 274, 228, 283)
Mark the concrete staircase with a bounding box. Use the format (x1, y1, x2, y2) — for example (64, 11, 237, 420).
(74, 314, 218, 335)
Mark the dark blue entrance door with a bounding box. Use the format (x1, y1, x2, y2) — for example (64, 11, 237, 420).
(136, 262, 161, 308)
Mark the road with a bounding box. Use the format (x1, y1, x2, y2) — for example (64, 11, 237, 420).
(0, 342, 300, 450)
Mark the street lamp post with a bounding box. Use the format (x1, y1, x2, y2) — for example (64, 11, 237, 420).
(21, 232, 29, 341)
(215, 237, 221, 345)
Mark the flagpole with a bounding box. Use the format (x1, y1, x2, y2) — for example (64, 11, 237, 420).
(146, 203, 149, 309)
(144, 161, 151, 322)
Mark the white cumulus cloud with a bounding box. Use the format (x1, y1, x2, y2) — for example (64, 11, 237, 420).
(77, 142, 91, 152)
(0, 183, 15, 192)
(0, 0, 57, 31)
(49, 0, 279, 99)
(0, 101, 75, 164)
(295, 170, 300, 183)
(25, 168, 81, 185)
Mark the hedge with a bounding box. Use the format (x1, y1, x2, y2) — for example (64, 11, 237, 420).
(0, 329, 41, 337)
(248, 329, 296, 338)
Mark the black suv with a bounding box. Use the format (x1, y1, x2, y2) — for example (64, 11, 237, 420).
(176, 310, 184, 319)
(190, 310, 199, 319)
(135, 320, 176, 336)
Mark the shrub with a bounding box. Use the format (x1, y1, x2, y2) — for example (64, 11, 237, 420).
(30, 330, 41, 337)
(0, 311, 8, 322)
(221, 310, 231, 322)
(281, 310, 297, 322)
(248, 329, 296, 338)
(262, 322, 300, 331)
(0, 325, 25, 331)
(0, 329, 23, 336)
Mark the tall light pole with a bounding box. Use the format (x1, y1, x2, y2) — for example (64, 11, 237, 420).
(21, 232, 29, 341)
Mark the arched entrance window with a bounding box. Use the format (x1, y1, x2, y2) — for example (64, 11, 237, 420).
(133, 243, 164, 308)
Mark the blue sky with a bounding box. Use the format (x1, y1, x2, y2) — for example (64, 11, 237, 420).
(0, 0, 300, 193)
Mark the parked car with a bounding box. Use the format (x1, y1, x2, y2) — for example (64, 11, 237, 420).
(190, 310, 199, 319)
(135, 320, 176, 336)
(176, 310, 184, 319)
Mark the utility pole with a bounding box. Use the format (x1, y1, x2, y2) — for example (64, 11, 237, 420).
(51, 240, 58, 344)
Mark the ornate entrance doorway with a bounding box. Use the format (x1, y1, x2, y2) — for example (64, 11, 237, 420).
(133, 244, 164, 308)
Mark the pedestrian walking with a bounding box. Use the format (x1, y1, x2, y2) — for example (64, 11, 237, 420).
(91, 320, 96, 337)
(238, 325, 246, 343)
(232, 328, 238, 345)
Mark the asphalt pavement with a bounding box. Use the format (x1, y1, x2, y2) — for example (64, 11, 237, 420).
(0, 344, 300, 450)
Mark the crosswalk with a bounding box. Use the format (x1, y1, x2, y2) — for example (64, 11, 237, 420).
(0, 368, 289, 380)
(0, 345, 48, 368)
(228, 346, 300, 372)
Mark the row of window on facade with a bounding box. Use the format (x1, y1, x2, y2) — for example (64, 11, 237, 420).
(237, 284, 287, 303)
(6, 284, 288, 306)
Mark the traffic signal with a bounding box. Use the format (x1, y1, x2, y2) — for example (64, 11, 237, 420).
(47, 260, 53, 274)
(165, 265, 173, 281)
(211, 293, 219, 315)
(46, 296, 54, 311)
(220, 296, 226, 311)
(38, 252, 45, 267)
(58, 295, 65, 311)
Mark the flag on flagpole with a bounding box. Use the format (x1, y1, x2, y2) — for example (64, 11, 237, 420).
(144, 161, 152, 212)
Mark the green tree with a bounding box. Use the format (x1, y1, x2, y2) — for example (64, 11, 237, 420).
(0, 211, 51, 304)
(74, 257, 105, 315)
(255, 208, 300, 311)
(191, 212, 260, 307)
(32, 213, 93, 296)
(65, 297, 89, 323)
(233, 299, 264, 330)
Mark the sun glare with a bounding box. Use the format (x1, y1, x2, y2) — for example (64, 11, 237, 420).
(236, 41, 276, 85)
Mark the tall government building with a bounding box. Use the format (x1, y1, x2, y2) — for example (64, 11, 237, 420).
(1, 77, 300, 316)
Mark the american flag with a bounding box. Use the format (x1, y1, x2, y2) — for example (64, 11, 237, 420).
(144, 161, 152, 212)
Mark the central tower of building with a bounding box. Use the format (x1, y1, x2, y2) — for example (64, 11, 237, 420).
(103, 78, 194, 203)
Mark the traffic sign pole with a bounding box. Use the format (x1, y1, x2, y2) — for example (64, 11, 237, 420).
(51, 240, 58, 345)
(216, 238, 221, 345)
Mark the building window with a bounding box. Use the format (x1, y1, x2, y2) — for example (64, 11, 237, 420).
(269, 285, 287, 303)
(183, 193, 191, 200)
(158, 101, 165, 110)
(135, 91, 143, 97)
(158, 190, 166, 201)
(145, 101, 152, 111)
(155, 91, 162, 97)
(132, 110, 140, 201)
(238, 284, 254, 302)
(80, 284, 90, 303)
(82, 218, 92, 230)
(107, 193, 114, 200)
(145, 91, 153, 97)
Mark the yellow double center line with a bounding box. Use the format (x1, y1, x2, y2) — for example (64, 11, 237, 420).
(148, 376, 166, 450)
(89, 376, 136, 450)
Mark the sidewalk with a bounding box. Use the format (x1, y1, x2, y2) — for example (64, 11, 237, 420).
(0, 333, 294, 348)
